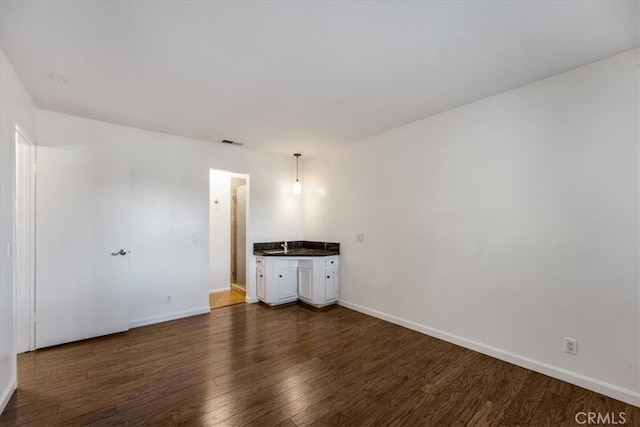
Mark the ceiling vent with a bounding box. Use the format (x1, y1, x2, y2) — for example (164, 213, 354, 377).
(219, 138, 244, 147)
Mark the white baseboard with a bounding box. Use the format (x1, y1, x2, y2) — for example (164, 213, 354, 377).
(246, 297, 259, 303)
(129, 306, 211, 329)
(209, 288, 230, 294)
(1, 381, 16, 415)
(338, 299, 640, 407)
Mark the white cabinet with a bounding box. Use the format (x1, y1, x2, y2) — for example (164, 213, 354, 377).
(277, 262, 297, 300)
(324, 267, 338, 301)
(297, 260, 313, 301)
(257, 265, 266, 301)
(256, 257, 266, 301)
(257, 258, 298, 305)
(256, 256, 339, 307)
(319, 257, 339, 306)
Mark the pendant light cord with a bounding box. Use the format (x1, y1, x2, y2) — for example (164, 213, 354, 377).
(294, 153, 301, 182)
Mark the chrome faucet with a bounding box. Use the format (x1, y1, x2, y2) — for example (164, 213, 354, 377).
(281, 241, 288, 254)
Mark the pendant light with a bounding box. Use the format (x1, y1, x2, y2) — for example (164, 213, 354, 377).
(293, 153, 302, 195)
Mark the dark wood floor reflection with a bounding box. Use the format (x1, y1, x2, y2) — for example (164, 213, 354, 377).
(1, 303, 638, 426)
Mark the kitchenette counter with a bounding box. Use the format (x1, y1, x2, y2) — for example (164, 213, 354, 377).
(254, 241, 340, 307)
(253, 240, 339, 257)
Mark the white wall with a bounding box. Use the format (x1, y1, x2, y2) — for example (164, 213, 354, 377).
(37, 110, 303, 327)
(0, 50, 38, 413)
(303, 49, 640, 405)
(209, 170, 231, 293)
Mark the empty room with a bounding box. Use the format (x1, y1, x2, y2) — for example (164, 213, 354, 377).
(1, 1, 639, 425)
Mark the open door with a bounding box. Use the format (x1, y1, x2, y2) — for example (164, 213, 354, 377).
(35, 147, 130, 348)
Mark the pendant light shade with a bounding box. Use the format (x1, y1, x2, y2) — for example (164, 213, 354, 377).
(293, 153, 302, 195)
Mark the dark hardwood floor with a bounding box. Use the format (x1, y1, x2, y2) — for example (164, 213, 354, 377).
(1, 303, 638, 426)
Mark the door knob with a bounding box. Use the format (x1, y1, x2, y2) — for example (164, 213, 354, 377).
(111, 249, 129, 256)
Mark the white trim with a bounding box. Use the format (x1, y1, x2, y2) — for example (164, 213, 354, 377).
(338, 299, 640, 407)
(209, 288, 230, 294)
(246, 297, 259, 304)
(0, 381, 16, 414)
(15, 127, 36, 353)
(240, 174, 252, 303)
(14, 125, 36, 147)
(129, 306, 211, 329)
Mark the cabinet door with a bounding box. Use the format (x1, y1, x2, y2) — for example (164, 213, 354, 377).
(325, 268, 338, 301)
(277, 267, 297, 300)
(298, 265, 312, 300)
(257, 265, 266, 300)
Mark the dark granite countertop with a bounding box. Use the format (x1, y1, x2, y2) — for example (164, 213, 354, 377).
(254, 240, 339, 257)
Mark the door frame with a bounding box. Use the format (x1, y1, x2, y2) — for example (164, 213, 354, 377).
(15, 125, 36, 352)
(230, 177, 248, 290)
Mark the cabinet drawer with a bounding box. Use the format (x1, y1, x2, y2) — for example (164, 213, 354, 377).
(324, 256, 338, 267)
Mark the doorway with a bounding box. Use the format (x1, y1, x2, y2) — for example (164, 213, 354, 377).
(209, 170, 249, 309)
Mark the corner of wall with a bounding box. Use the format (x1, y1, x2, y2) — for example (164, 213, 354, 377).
(0, 381, 16, 415)
(0, 48, 38, 416)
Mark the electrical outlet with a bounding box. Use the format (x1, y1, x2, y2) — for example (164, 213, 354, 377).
(165, 294, 172, 304)
(564, 337, 577, 355)
(356, 234, 364, 243)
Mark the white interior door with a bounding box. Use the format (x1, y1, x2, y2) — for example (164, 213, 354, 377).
(36, 147, 130, 348)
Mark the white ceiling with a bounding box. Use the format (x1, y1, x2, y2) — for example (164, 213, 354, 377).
(1, 1, 638, 156)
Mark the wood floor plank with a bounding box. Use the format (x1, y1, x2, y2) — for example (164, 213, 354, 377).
(498, 370, 552, 426)
(2, 302, 638, 426)
(464, 360, 529, 425)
